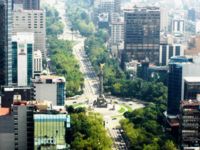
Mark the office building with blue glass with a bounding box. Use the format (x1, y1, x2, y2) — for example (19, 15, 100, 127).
(0, 0, 13, 86)
(167, 56, 200, 115)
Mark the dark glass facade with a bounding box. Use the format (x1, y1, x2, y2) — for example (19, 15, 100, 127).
(167, 64, 182, 115)
(57, 82, 65, 106)
(162, 45, 167, 66)
(168, 46, 173, 59)
(124, 7, 160, 64)
(23, 0, 40, 10)
(184, 81, 200, 100)
(0, 0, 6, 86)
(0, 0, 12, 86)
(27, 44, 33, 85)
(12, 42, 17, 84)
(175, 46, 180, 56)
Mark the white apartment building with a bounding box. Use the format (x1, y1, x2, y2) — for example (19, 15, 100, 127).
(12, 32, 34, 86)
(12, 9, 46, 58)
(111, 17, 124, 44)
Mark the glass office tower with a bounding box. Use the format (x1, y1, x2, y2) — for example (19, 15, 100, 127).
(123, 7, 160, 65)
(0, 0, 12, 86)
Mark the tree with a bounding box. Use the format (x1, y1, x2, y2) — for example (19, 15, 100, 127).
(66, 113, 112, 149)
(163, 140, 177, 150)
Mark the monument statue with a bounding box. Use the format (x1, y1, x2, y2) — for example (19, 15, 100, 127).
(93, 64, 107, 108)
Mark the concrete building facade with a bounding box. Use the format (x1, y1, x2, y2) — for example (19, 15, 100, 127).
(13, 9, 46, 58)
(111, 17, 124, 45)
(180, 100, 200, 150)
(12, 103, 34, 150)
(33, 76, 66, 106)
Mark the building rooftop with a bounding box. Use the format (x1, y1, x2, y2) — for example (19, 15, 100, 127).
(184, 77, 200, 82)
(12, 32, 34, 44)
(33, 75, 66, 83)
(124, 6, 160, 13)
(180, 100, 200, 107)
(169, 56, 193, 64)
(0, 108, 10, 116)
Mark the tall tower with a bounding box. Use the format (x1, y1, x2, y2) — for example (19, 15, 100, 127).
(12, 32, 34, 86)
(123, 7, 160, 65)
(167, 56, 200, 116)
(0, 0, 13, 86)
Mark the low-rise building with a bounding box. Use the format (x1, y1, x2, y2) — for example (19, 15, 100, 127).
(180, 99, 200, 150)
(33, 75, 66, 106)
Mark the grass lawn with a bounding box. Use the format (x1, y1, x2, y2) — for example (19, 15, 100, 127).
(72, 103, 85, 108)
(121, 104, 132, 112)
(118, 104, 132, 114)
(118, 106, 126, 113)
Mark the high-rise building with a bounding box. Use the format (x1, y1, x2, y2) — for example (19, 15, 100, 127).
(13, 9, 46, 58)
(159, 43, 184, 65)
(179, 100, 200, 150)
(111, 17, 124, 44)
(23, 0, 40, 10)
(167, 56, 200, 115)
(12, 32, 34, 86)
(12, 102, 34, 150)
(160, 8, 169, 32)
(33, 49, 43, 76)
(114, 0, 121, 12)
(0, 0, 13, 86)
(33, 75, 66, 106)
(0, 108, 14, 150)
(99, 0, 114, 13)
(123, 7, 160, 65)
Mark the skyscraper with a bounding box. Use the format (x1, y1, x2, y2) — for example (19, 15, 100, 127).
(12, 101, 34, 150)
(13, 9, 46, 58)
(123, 7, 160, 65)
(23, 0, 40, 10)
(12, 32, 34, 86)
(0, 0, 13, 86)
(167, 56, 200, 115)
